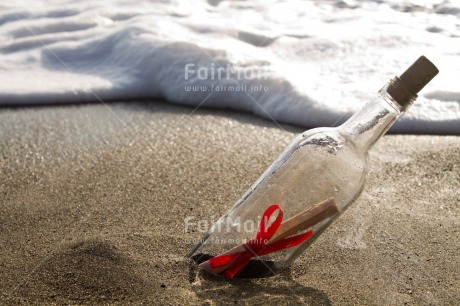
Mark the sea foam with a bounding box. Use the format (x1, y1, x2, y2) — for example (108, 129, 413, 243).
(0, 0, 459, 134)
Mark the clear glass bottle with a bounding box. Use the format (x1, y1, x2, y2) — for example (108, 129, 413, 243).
(187, 56, 439, 278)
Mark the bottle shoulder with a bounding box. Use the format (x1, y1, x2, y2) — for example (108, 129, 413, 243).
(295, 127, 368, 161)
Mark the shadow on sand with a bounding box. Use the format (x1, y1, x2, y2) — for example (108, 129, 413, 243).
(188, 259, 331, 305)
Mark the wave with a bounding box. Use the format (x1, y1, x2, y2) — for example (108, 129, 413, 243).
(0, 0, 458, 134)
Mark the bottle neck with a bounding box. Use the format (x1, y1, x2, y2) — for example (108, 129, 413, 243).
(339, 83, 414, 152)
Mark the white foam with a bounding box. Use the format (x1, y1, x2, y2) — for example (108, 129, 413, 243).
(0, 0, 459, 134)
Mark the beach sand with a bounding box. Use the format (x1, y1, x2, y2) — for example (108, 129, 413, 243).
(0, 102, 458, 305)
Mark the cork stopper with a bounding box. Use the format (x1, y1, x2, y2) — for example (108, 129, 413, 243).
(400, 56, 439, 95)
(386, 56, 439, 109)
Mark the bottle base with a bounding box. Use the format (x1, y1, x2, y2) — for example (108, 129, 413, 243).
(191, 253, 278, 279)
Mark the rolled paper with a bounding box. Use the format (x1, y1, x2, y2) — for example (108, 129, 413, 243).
(267, 198, 338, 243)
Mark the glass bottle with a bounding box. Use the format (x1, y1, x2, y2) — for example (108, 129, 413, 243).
(187, 56, 439, 278)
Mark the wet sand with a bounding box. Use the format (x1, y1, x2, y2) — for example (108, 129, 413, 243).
(0, 101, 458, 305)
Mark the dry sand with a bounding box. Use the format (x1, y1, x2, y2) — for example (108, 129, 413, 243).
(0, 101, 458, 305)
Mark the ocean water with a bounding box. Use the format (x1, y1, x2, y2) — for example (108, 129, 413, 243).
(0, 0, 459, 134)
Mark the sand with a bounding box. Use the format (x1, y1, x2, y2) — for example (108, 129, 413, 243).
(0, 101, 458, 305)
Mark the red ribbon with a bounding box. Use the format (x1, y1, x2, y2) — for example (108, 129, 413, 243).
(209, 205, 313, 278)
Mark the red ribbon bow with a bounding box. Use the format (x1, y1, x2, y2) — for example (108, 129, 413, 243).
(209, 204, 313, 278)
